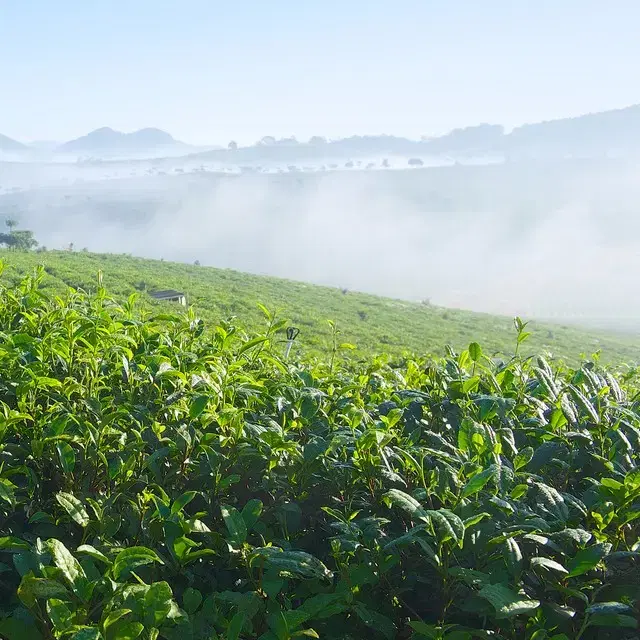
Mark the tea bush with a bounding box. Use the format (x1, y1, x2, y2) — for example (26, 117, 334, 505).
(0, 266, 638, 639)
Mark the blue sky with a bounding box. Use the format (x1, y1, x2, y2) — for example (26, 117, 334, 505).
(2, 0, 640, 145)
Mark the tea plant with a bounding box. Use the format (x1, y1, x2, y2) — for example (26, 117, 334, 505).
(0, 265, 639, 639)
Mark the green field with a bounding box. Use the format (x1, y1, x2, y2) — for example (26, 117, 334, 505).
(0, 250, 639, 364)
(0, 268, 638, 639)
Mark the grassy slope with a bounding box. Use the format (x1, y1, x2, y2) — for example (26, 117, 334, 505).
(1, 249, 639, 363)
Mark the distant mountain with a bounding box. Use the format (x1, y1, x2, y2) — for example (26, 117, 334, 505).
(57, 127, 181, 153)
(0, 133, 27, 152)
(10, 103, 640, 162)
(505, 104, 640, 157)
(189, 103, 640, 163)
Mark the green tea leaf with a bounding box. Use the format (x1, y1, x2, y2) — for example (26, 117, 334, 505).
(586, 602, 633, 615)
(113, 547, 162, 582)
(461, 465, 496, 498)
(383, 489, 427, 519)
(225, 612, 247, 640)
(468, 342, 482, 362)
(48, 539, 90, 601)
(477, 583, 540, 618)
(171, 491, 198, 514)
(463, 376, 481, 393)
(46, 599, 73, 633)
(109, 621, 144, 640)
(0, 536, 30, 551)
(220, 504, 248, 544)
(587, 614, 637, 629)
(182, 587, 202, 614)
(504, 537, 523, 576)
(70, 629, 102, 640)
(103, 610, 133, 635)
(241, 498, 263, 530)
(76, 545, 111, 565)
(567, 543, 612, 577)
(250, 547, 333, 580)
(189, 394, 208, 419)
(143, 581, 174, 627)
(426, 509, 465, 547)
(513, 446, 534, 471)
(56, 442, 76, 474)
(18, 574, 68, 607)
(0, 479, 16, 506)
(530, 557, 568, 575)
(56, 492, 90, 527)
(464, 512, 490, 528)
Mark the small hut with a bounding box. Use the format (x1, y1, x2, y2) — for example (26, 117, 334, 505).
(150, 289, 187, 306)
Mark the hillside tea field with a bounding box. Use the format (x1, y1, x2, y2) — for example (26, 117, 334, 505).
(2, 250, 640, 364)
(0, 266, 639, 640)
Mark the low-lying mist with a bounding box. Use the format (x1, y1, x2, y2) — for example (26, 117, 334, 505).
(4, 159, 640, 328)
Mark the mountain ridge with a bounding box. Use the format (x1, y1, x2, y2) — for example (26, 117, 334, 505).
(56, 126, 180, 152)
(4, 102, 640, 158)
(0, 132, 27, 151)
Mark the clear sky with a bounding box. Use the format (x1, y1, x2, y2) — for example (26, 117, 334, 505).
(2, 0, 640, 145)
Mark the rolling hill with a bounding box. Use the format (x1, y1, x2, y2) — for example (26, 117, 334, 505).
(57, 127, 181, 153)
(188, 103, 640, 163)
(0, 132, 27, 152)
(3, 102, 640, 161)
(0, 250, 639, 363)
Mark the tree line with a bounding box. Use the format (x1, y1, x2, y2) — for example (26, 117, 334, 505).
(0, 218, 38, 250)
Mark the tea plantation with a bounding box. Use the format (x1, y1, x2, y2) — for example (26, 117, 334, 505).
(0, 262, 639, 639)
(1, 250, 640, 364)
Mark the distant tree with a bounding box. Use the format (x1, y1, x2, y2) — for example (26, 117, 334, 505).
(408, 158, 424, 167)
(0, 218, 38, 251)
(308, 136, 327, 145)
(345, 161, 354, 168)
(258, 136, 276, 146)
(67, 242, 74, 252)
(82, 247, 88, 252)
(194, 259, 201, 266)
(0, 229, 37, 251)
(275, 136, 298, 146)
(382, 158, 390, 168)
(228, 140, 238, 151)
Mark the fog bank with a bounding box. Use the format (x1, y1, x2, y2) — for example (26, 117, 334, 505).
(3, 160, 640, 327)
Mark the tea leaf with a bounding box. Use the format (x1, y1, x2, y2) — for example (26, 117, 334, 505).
(461, 465, 496, 498)
(478, 583, 540, 618)
(220, 504, 248, 544)
(113, 547, 162, 581)
(56, 492, 90, 527)
(567, 543, 612, 577)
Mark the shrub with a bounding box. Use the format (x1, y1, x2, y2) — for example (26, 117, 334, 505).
(0, 269, 638, 639)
